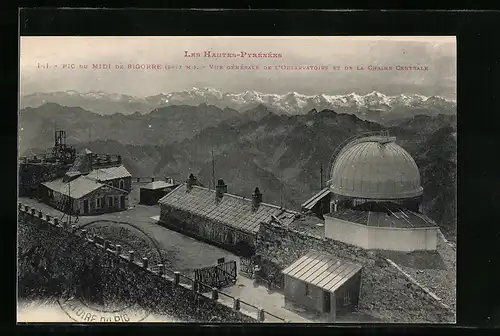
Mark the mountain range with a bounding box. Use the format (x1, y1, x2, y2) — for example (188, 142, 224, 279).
(18, 102, 247, 153)
(19, 102, 457, 239)
(21, 88, 456, 124)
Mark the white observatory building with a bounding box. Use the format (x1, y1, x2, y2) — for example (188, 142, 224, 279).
(302, 131, 439, 252)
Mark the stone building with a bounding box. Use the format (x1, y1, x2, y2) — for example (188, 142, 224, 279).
(39, 148, 132, 215)
(40, 175, 129, 215)
(301, 131, 439, 252)
(282, 251, 362, 321)
(158, 174, 297, 256)
(139, 178, 178, 205)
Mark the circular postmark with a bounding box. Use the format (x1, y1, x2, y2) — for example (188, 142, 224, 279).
(57, 220, 164, 323)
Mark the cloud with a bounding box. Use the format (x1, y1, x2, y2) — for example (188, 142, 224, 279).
(20, 36, 456, 98)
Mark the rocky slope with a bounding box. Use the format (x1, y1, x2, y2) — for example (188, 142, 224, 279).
(18, 103, 242, 154)
(19, 106, 457, 237)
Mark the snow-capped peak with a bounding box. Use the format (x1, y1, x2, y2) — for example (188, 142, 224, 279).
(366, 91, 386, 97)
(21, 88, 456, 118)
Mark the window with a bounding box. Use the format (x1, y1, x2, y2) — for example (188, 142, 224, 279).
(108, 196, 114, 208)
(96, 197, 104, 209)
(305, 283, 311, 297)
(344, 291, 351, 306)
(119, 179, 124, 189)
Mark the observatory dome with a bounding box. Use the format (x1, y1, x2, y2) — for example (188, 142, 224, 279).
(330, 136, 423, 200)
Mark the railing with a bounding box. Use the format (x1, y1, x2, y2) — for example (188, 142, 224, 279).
(91, 154, 122, 168)
(131, 176, 176, 184)
(178, 272, 195, 289)
(19, 153, 121, 166)
(132, 177, 158, 183)
(327, 130, 390, 183)
(239, 300, 261, 319)
(19, 153, 58, 164)
(18, 201, 289, 323)
(264, 310, 287, 323)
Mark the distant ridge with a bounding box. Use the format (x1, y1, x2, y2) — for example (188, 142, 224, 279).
(21, 88, 456, 118)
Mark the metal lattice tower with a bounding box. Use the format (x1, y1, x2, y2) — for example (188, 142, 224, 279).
(52, 130, 76, 164)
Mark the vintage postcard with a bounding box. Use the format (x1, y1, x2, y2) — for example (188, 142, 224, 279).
(18, 36, 457, 323)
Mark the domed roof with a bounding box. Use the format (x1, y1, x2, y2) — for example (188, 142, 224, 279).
(330, 136, 423, 199)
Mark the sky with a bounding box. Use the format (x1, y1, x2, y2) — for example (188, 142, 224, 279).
(20, 36, 457, 98)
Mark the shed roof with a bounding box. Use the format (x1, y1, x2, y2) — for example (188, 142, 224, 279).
(85, 165, 132, 182)
(331, 208, 437, 228)
(301, 187, 331, 211)
(141, 181, 176, 190)
(158, 184, 298, 234)
(282, 252, 362, 293)
(42, 176, 103, 199)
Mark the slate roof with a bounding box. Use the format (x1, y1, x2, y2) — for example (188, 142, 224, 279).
(282, 251, 362, 293)
(158, 184, 298, 234)
(141, 181, 177, 190)
(85, 165, 132, 182)
(331, 208, 437, 228)
(42, 176, 103, 199)
(301, 188, 331, 211)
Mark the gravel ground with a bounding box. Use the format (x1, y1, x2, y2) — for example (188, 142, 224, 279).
(388, 235, 456, 313)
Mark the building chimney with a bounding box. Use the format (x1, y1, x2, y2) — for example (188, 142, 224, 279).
(252, 187, 263, 211)
(215, 179, 227, 199)
(187, 174, 197, 191)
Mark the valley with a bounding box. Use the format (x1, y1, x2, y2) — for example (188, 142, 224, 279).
(19, 99, 457, 240)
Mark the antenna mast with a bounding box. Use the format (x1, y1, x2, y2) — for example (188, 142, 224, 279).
(211, 149, 215, 190)
(68, 180, 71, 225)
(320, 163, 323, 190)
(280, 171, 283, 208)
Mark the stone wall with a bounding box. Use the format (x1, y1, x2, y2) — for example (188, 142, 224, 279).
(256, 221, 455, 323)
(160, 205, 255, 255)
(324, 215, 438, 252)
(17, 205, 257, 323)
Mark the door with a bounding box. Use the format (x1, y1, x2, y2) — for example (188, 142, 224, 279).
(120, 196, 125, 209)
(323, 291, 331, 313)
(83, 199, 89, 214)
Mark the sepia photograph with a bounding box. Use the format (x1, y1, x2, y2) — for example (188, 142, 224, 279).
(17, 36, 457, 324)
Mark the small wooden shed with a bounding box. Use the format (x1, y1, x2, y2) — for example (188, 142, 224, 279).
(139, 180, 178, 205)
(282, 251, 362, 321)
